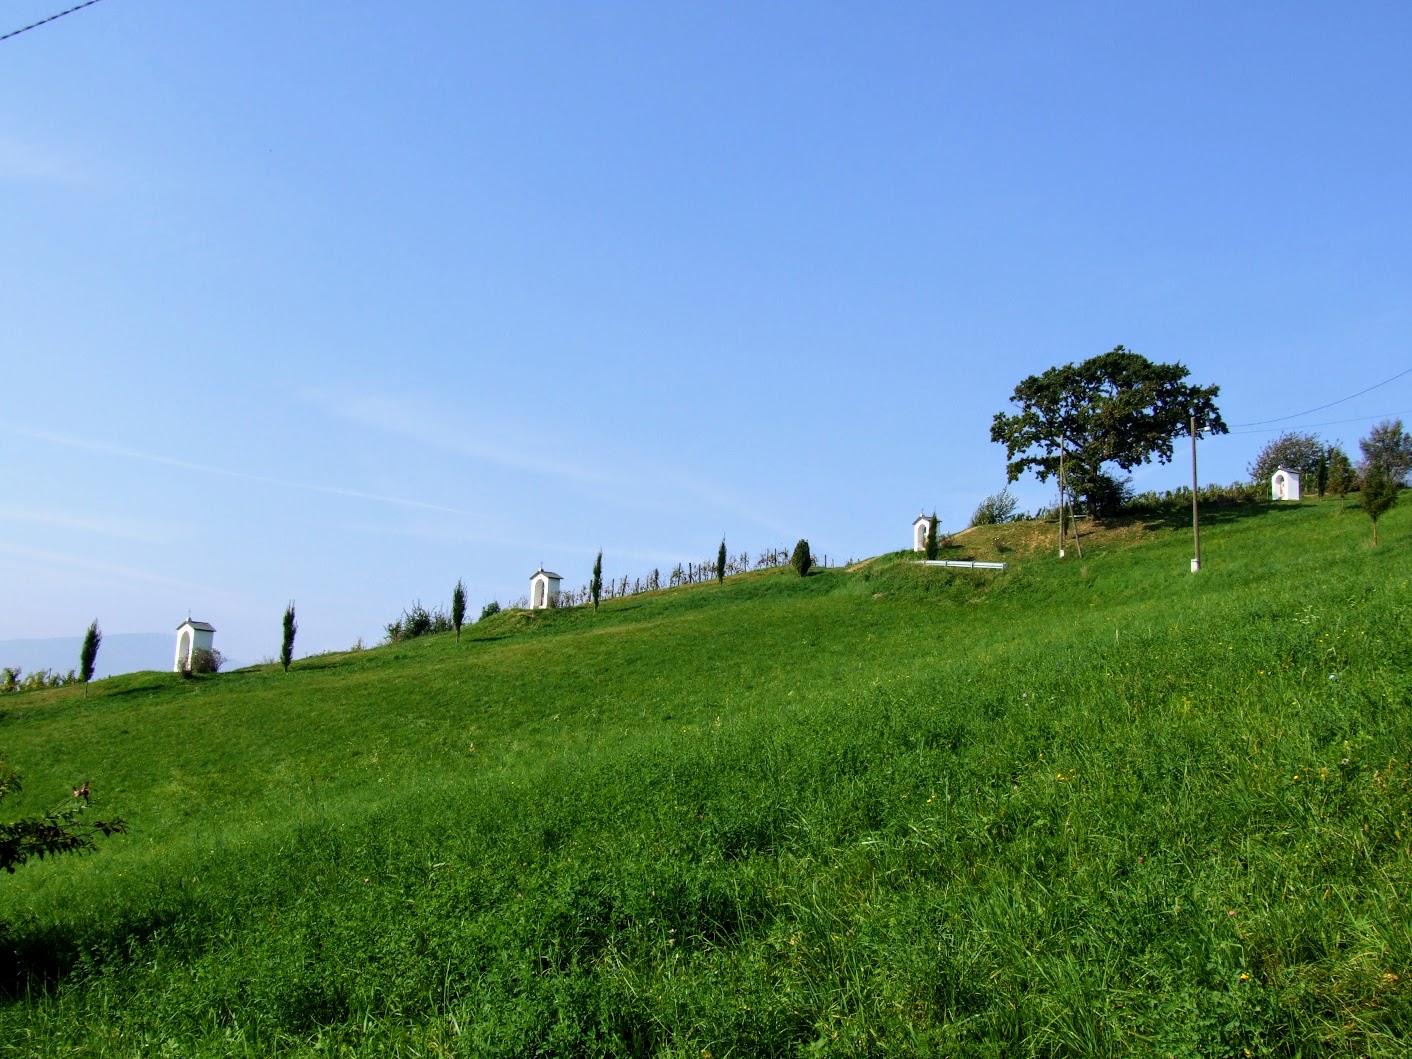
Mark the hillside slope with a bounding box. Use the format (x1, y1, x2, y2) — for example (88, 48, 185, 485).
(3, 498, 1410, 1057)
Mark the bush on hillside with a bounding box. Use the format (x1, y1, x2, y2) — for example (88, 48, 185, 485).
(178, 649, 224, 678)
(970, 488, 1019, 527)
(791, 539, 813, 577)
(384, 601, 453, 643)
(1124, 480, 1266, 515)
(0, 667, 79, 693)
(479, 601, 502, 621)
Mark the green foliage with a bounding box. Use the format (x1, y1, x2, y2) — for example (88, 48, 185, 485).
(1247, 430, 1326, 485)
(790, 538, 812, 576)
(451, 580, 466, 641)
(716, 538, 727, 584)
(970, 487, 1018, 527)
(1328, 444, 1358, 498)
(1359, 417, 1412, 485)
(188, 648, 223, 675)
(1359, 465, 1399, 544)
(1125, 480, 1264, 514)
(591, 550, 603, 612)
(3, 501, 1411, 1054)
(385, 601, 452, 643)
(991, 346, 1227, 514)
(78, 620, 101, 684)
(924, 512, 940, 559)
(0, 764, 125, 874)
(479, 601, 501, 621)
(0, 668, 79, 694)
(280, 602, 297, 673)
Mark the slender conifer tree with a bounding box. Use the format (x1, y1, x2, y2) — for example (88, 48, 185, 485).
(79, 619, 101, 688)
(591, 550, 603, 611)
(280, 602, 297, 672)
(452, 579, 467, 640)
(717, 538, 727, 584)
(925, 513, 940, 560)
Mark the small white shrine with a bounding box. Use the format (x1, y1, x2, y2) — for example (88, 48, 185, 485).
(912, 512, 930, 552)
(174, 619, 216, 672)
(529, 568, 562, 609)
(1271, 466, 1302, 501)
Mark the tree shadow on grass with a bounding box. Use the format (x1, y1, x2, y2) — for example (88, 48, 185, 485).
(0, 901, 189, 1004)
(1132, 499, 1316, 533)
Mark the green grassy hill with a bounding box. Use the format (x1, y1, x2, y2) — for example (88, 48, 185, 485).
(3, 498, 1410, 1057)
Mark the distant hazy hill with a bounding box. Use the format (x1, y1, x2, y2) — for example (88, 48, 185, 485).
(0, 632, 194, 680)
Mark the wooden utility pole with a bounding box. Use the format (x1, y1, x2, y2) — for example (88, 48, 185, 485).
(1190, 412, 1201, 573)
(1058, 437, 1066, 558)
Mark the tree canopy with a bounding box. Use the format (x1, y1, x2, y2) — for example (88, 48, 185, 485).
(991, 347, 1227, 515)
(1359, 418, 1412, 486)
(1247, 431, 1326, 486)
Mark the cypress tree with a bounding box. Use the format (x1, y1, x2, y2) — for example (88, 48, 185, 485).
(925, 512, 940, 560)
(716, 538, 727, 584)
(280, 602, 297, 673)
(452, 579, 467, 640)
(591, 550, 603, 611)
(79, 619, 101, 686)
(791, 538, 813, 577)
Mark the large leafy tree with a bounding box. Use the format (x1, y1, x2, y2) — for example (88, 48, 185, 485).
(990, 346, 1227, 516)
(1359, 418, 1412, 485)
(1247, 431, 1325, 486)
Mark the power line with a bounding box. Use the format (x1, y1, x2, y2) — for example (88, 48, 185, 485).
(0, 0, 106, 44)
(1229, 365, 1412, 427)
(1227, 407, 1412, 436)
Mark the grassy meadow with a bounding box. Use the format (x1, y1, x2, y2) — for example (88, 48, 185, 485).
(2, 496, 1410, 1057)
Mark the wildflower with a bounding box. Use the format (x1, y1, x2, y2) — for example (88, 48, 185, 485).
(1228, 910, 1237, 916)
(1239, 973, 1250, 981)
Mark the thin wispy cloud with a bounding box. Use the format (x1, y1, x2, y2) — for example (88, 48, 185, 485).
(1, 506, 181, 545)
(6, 426, 478, 518)
(303, 390, 611, 487)
(304, 388, 791, 535)
(0, 542, 216, 594)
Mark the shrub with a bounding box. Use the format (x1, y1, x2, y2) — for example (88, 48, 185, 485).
(479, 601, 502, 621)
(791, 539, 813, 577)
(970, 488, 1018, 527)
(188, 648, 223, 675)
(384, 601, 453, 643)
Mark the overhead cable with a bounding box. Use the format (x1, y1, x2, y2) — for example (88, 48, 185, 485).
(1229, 365, 1412, 427)
(0, 0, 106, 44)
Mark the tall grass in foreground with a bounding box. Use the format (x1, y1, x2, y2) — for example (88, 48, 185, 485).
(2, 498, 1409, 1056)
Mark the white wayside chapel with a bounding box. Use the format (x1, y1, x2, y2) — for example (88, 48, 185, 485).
(174, 619, 216, 672)
(912, 512, 930, 552)
(529, 568, 562, 610)
(1271, 467, 1302, 501)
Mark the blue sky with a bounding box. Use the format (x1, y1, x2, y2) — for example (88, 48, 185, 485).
(3, 2, 1410, 667)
